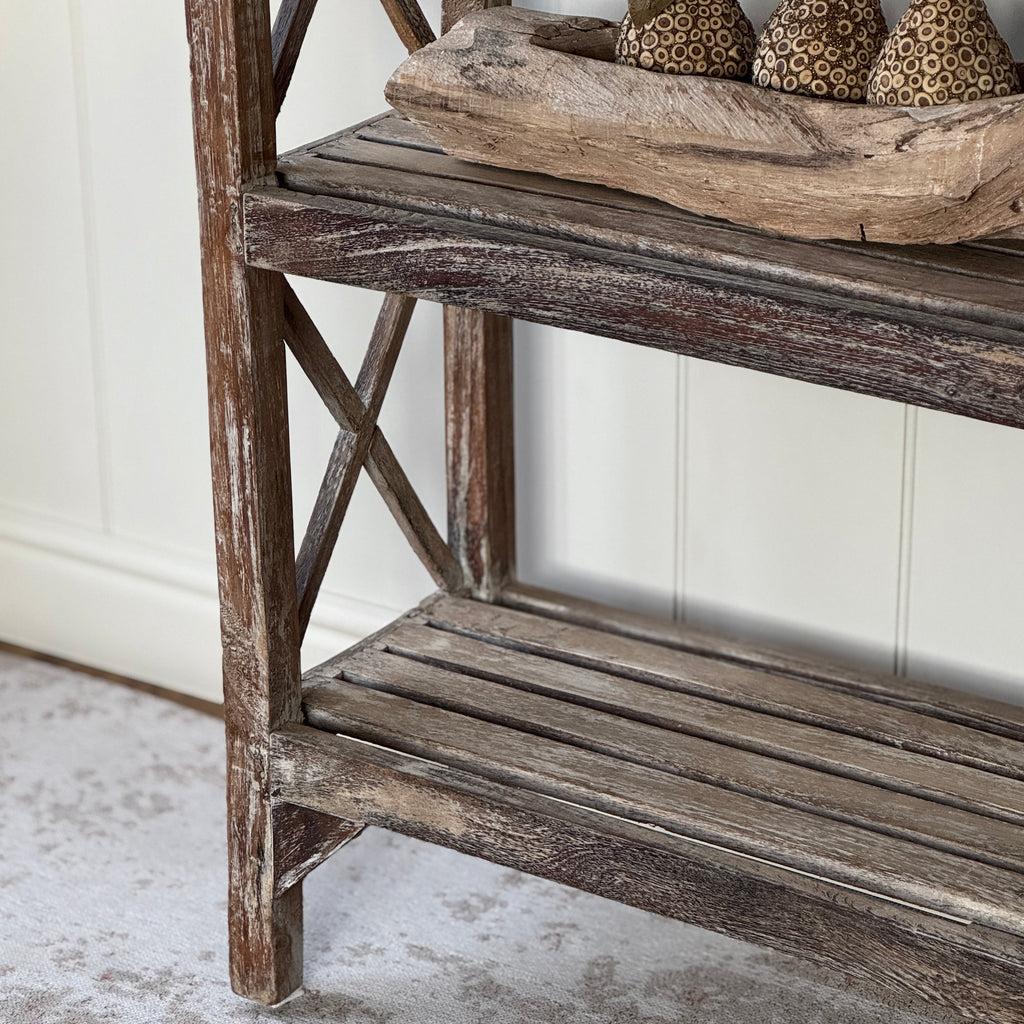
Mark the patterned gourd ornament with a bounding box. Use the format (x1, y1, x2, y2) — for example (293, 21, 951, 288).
(752, 0, 888, 102)
(615, 0, 756, 80)
(866, 0, 1020, 106)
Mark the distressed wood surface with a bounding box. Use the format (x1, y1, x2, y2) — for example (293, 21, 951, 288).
(270, 0, 318, 115)
(423, 596, 1024, 786)
(282, 284, 462, 593)
(380, 0, 436, 54)
(386, 6, 1024, 244)
(185, 0, 305, 1004)
(296, 607, 1024, 935)
(334, 639, 1024, 873)
(501, 581, 1024, 739)
(444, 306, 515, 599)
(300, 118, 1024, 329)
(442, 0, 505, 34)
(243, 185, 1024, 430)
(440, 0, 515, 603)
(293, 292, 415, 635)
(272, 802, 363, 898)
(273, 724, 1024, 1024)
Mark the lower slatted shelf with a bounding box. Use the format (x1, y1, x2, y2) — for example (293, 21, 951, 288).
(273, 591, 1024, 1021)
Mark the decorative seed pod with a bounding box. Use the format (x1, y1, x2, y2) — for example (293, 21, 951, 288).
(866, 0, 1021, 107)
(752, 0, 888, 103)
(615, 0, 756, 80)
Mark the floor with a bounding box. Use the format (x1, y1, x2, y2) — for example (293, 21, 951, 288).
(0, 649, 959, 1023)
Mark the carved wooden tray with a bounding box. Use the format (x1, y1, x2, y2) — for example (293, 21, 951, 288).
(385, 5, 1024, 245)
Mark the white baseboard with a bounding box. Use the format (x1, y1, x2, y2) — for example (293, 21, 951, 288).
(0, 506, 400, 703)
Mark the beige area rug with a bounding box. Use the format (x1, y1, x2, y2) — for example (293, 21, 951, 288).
(0, 649, 959, 1024)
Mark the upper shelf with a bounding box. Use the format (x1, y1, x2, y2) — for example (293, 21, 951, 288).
(244, 111, 1024, 429)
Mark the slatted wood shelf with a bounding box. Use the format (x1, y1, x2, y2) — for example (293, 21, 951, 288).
(273, 591, 1024, 1020)
(244, 111, 1024, 429)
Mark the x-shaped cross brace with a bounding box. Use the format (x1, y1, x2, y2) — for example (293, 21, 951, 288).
(284, 283, 462, 636)
(270, 0, 502, 634)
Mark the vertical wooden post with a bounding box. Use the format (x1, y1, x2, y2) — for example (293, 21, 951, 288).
(444, 307, 515, 599)
(442, 0, 515, 600)
(185, 0, 304, 1004)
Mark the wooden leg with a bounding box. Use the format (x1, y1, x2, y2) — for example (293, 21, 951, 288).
(228, 717, 304, 1004)
(212, 271, 305, 1004)
(185, 0, 307, 1004)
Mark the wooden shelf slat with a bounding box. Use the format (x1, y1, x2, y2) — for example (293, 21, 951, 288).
(501, 581, 1024, 739)
(423, 596, 1024, 783)
(273, 721, 1024, 1022)
(244, 114, 1024, 429)
(328, 639, 1024, 875)
(298, 594, 1024, 945)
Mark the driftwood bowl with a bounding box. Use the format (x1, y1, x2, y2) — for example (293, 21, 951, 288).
(385, 5, 1024, 245)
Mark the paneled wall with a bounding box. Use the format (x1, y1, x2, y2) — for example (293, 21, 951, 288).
(2, 0, 1022, 704)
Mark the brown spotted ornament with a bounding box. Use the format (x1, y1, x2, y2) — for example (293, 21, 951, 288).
(867, 0, 1020, 107)
(616, 0, 756, 80)
(752, 0, 888, 102)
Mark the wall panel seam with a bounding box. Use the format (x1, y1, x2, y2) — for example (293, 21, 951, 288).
(894, 404, 919, 677)
(673, 355, 689, 624)
(67, 0, 114, 535)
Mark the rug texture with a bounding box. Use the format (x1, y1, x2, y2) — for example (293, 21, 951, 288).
(0, 650, 958, 1023)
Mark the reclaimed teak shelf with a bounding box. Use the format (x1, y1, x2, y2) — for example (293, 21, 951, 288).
(186, 1, 1024, 1022)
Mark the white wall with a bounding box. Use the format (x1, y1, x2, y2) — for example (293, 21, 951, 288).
(2, 0, 1022, 705)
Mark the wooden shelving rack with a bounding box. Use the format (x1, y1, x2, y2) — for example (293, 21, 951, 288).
(186, 1, 1024, 1020)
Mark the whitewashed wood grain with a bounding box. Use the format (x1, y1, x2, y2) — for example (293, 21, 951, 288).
(0, 2, 104, 529)
(286, 279, 447, 622)
(273, 0, 448, 630)
(515, 326, 679, 620)
(905, 412, 1024, 704)
(681, 362, 907, 672)
(75, 1, 213, 557)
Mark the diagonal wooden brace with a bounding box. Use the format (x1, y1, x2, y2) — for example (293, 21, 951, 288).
(270, 0, 319, 116)
(272, 0, 435, 122)
(293, 292, 419, 636)
(380, 0, 436, 53)
(272, 802, 364, 898)
(284, 286, 463, 600)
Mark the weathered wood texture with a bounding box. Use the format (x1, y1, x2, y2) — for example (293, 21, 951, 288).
(529, 16, 619, 60)
(270, 0, 318, 115)
(502, 581, 1024, 739)
(300, 596, 1024, 930)
(272, 802, 363, 898)
(304, 113, 1024, 312)
(438, 0, 515, 603)
(444, 307, 515, 599)
(282, 284, 463, 594)
(273, 724, 1024, 1024)
(244, 179, 1024, 430)
(380, 0, 436, 54)
(422, 597, 1024, 787)
(386, 6, 1024, 245)
(332, 639, 1024, 873)
(294, 292, 415, 634)
(186, 0, 309, 1004)
(441, 0, 506, 34)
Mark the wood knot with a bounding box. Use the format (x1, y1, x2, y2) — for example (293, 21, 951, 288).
(533, 22, 561, 39)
